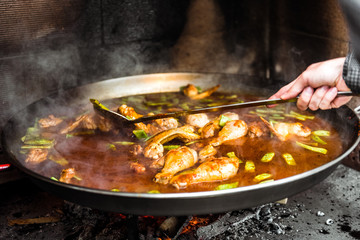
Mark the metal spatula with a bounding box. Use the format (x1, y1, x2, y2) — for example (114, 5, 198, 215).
(90, 91, 354, 125)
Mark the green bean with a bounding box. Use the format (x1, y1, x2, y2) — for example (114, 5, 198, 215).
(214, 182, 239, 190)
(296, 141, 327, 154)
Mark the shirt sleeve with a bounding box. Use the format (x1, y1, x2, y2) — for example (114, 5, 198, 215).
(343, 51, 360, 93)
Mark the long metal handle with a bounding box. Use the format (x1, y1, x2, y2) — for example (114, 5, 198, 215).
(128, 91, 355, 123)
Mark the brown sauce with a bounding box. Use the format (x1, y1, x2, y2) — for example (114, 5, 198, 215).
(23, 91, 343, 193)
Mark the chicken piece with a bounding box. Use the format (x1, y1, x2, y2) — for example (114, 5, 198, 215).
(130, 162, 146, 173)
(144, 142, 164, 160)
(154, 146, 198, 184)
(185, 113, 210, 128)
(38, 115, 63, 128)
(170, 157, 239, 189)
(210, 120, 248, 146)
(60, 114, 97, 134)
(59, 168, 76, 184)
(200, 112, 239, 139)
(260, 117, 311, 141)
(182, 84, 220, 100)
(248, 121, 267, 138)
(118, 104, 143, 120)
(198, 144, 217, 161)
(25, 148, 48, 164)
(144, 125, 200, 159)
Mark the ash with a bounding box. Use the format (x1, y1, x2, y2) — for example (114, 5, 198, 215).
(195, 203, 296, 240)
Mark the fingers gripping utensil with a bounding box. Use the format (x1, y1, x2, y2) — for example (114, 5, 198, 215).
(90, 91, 355, 125)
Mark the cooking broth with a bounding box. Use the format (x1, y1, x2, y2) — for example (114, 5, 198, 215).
(21, 91, 343, 193)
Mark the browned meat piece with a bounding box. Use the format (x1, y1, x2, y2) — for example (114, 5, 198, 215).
(129, 144, 143, 157)
(200, 112, 239, 139)
(185, 113, 209, 128)
(146, 118, 179, 135)
(182, 84, 220, 100)
(210, 120, 248, 146)
(118, 104, 143, 120)
(144, 125, 200, 159)
(260, 117, 311, 141)
(38, 115, 63, 128)
(198, 144, 217, 162)
(154, 146, 198, 184)
(59, 168, 76, 184)
(94, 114, 113, 132)
(25, 148, 48, 164)
(60, 114, 97, 134)
(170, 157, 239, 189)
(130, 162, 146, 173)
(248, 121, 267, 138)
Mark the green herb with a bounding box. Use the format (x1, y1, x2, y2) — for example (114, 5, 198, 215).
(111, 188, 120, 192)
(163, 145, 181, 150)
(254, 173, 273, 182)
(296, 141, 327, 154)
(73, 175, 82, 181)
(311, 135, 327, 145)
(50, 177, 59, 181)
(148, 190, 161, 194)
(261, 152, 275, 162)
(245, 160, 255, 172)
(21, 145, 52, 149)
(133, 129, 148, 140)
(227, 152, 243, 163)
(219, 115, 231, 127)
(66, 130, 95, 138)
(180, 103, 190, 110)
(214, 182, 239, 190)
(282, 153, 296, 165)
(258, 179, 274, 184)
(113, 141, 135, 146)
(312, 130, 330, 136)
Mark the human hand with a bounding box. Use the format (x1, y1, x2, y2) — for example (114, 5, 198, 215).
(269, 57, 352, 111)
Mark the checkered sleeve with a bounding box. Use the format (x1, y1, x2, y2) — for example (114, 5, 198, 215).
(343, 51, 360, 93)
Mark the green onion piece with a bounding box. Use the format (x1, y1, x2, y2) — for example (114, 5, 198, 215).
(225, 95, 238, 99)
(311, 135, 327, 145)
(48, 155, 68, 166)
(148, 190, 161, 194)
(296, 141, 327, 154)
(312, 130, 330, 136)
(111, 188, 120, 192)
(113, 141, 135, 146)
(219, 115, 231, 127)
(73, 175, 82, 181)
(133, 129, 148, 140)
(227, 152, 243, 163)
(107, 144, 116, 151)
(50, 177, 59, 181)
(283, 114, 306, 121)
(22, 138, 54, 146)
(254, 173, 273, 182)
(66, 130, 95, 138)
(245, 160, 255, 172)
(163, 145, 181, 150)
(261, 152, 275, 162)
(180, 103, 190, 110)
(248, 111, 267, 117)
(258, 179, 274, 184)
(256, 109, 284, 114)
(289, 111, 315, 120)
(282, 153, 296, 165)
(196, 86, 202, 93)
(214, 182, 239, 191)
(21, 145, 52, 149)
